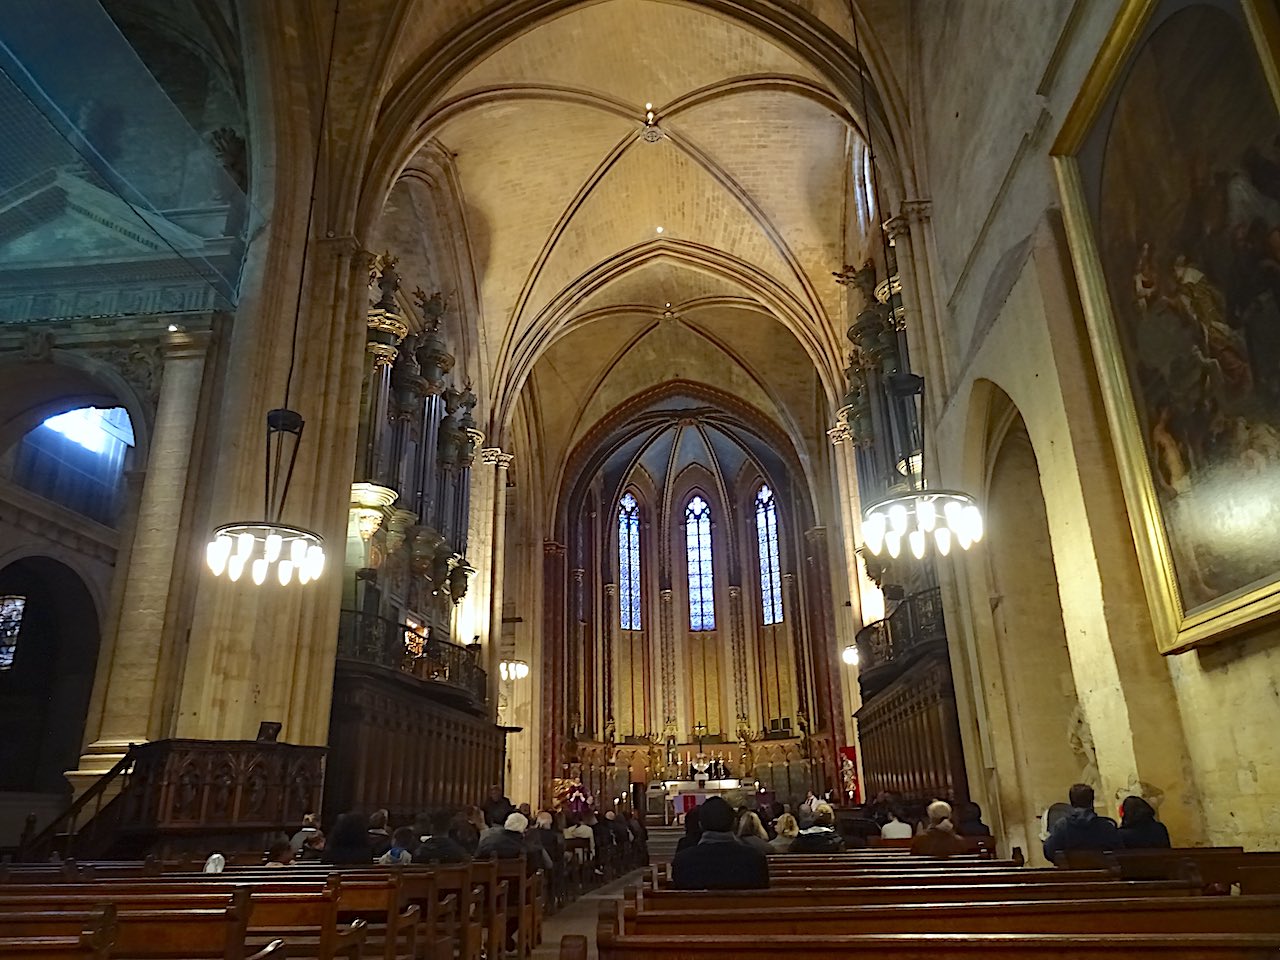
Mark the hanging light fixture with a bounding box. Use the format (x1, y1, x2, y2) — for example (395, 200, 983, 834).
(499, 659, 530, 681)
(847, 1, 982, 562)
(841, 644, 859, 666)
(205, 0, 342, 587)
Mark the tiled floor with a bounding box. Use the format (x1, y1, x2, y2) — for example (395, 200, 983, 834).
(530, 869, 645, 959)
(531, 827, 682, 959)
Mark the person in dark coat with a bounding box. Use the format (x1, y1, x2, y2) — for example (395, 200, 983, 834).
(366, 809, 393, 858)
(789, 803, 845, 853)
(955, 801, 992, 837)
(324, 812, 374, 865)
(1118, 796, 1171, 849)
(482, 785, 515, 827)
(414, 810, 472, 864)
(674, 808, 702, 853)
(1043, 783, 1121, 863)
(671, 796, 769, 890)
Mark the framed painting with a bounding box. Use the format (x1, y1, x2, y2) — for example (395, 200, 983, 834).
(1053, 0, 1280, 653)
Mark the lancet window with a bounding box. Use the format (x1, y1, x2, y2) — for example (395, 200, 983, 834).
(0, 595, 25, 671)
(685, 495, 716, 631)
(756, 484, 783, 624)
(619, 492, 642, 630)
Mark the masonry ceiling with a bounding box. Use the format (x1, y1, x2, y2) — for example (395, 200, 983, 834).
(387, 0, 866, 427)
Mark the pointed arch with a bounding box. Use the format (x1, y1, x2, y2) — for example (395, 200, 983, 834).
(618, 490, 642, 630)
(685, 492, 716, 632)
(755, 482, 783, 625)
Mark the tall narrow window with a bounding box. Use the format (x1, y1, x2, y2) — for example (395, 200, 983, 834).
(0, 595, 25, 671)
(685, 495, 716, 631)
(619, 493, 642, 630)
(756, 485, 783, 624)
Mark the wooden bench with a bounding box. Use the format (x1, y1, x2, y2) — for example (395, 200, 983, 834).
(0, 884, 364, 960)
(0, 900, 286, 960)
(649, 866, 1123, 890)
(1057, 847, 1280, 891)
(631, 877, 1201, 909)
(576, 930, 1280, 959)
(0, 936, 112, 960)
(609, 893, 1280, 937)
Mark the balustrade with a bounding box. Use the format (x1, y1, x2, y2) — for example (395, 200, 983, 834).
(337, 608, 486, 703)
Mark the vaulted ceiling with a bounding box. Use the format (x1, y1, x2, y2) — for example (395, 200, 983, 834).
(381, 0, 872, 493)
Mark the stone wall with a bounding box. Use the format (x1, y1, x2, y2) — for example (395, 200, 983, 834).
(914, 0, 1278, 849)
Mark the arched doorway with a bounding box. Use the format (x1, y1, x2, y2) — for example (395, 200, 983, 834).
(983, 397, 1087, 859)
(0, 557, 102, 794)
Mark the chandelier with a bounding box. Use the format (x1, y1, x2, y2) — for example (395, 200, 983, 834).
(862, 489, 982, 560)
(204, 0, 339, 589)
(205, 409, 325, 585)
(499, 659, 530, 681)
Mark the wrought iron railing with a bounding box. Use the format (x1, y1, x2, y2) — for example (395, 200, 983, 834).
(855, 585, 946, 673)
(338, 609, 486, 702)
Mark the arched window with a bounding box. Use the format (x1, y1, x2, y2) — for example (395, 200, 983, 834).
(618, 492, 642, 630)
(685, 495, 716, 631)
(8, 406, 134, 526)
(0, 595, 24, 671)
(756, 485, 783, 624)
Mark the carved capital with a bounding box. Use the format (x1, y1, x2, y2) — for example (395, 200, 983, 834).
(827, 422, 851, 445)
(728, 585, 742, 599)
(660, 588, 673, 603)
(604, 582, 617, 596)
(902, 198, 932, 224)
(883, 215, 910, 241)
(480, 447, 515, 468)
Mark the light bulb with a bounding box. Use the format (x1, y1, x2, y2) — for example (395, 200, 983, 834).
(956, 523, 973, 551)
(206, 538, 229, 575)
(519, 662, 530, 679)
(944, 499, 964, 532)
(265, 533, 283, 562)
(889, 503, 908, 535)
(227, 554, 246, 582)
(251, 558, 268, 585)
(291, 538, 308, 565)
(841, 645, 859, 666)
(277, 560, 294, 586)
(500, 662, 510, 681)
(885, 530, 901, 559)
(908, 528, 926, 560)
(236, 531, 255, 557)
(306, 545, 325, 580)
(934, 526, 952, 556)
(297, 562, 312, 585)
(863, 512, 886, 555)
(917, 499, 937, 533)
(965, 505, 984, 543)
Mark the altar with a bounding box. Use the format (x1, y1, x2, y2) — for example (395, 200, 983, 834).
(652, 778, 773, 822)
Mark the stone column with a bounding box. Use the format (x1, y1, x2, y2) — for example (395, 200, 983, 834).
(659, 588, 676, 738)
(481, 449, 514, 710)
(602, 582, 617, 736)
(804, 527, 844, 788)
(727, 585, 749, 730)
(174, 236, 369, 747)
(75, 330, 212, 784)
(542, 542, 567, 780)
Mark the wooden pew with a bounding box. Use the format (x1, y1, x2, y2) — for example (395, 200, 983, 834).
(1057, 847, 1280, 890)
(1240, 866, 1280, 895)
(649, 865, 1121, 890)
(0, 907, 113, 960)
(581, 929, 1280, 959)
(0, 901, 287, 960)
(631, 877, 1200, 909)
(610, 893, 1280, 937)
(0, 885, 363, 960)
(494, 859, 538, 959)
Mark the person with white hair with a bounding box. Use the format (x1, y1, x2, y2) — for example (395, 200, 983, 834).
(910, 800, 967, 858)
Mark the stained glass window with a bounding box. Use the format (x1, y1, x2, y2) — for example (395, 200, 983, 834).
(685, 496, 715, 631)
(756, 485, 783, 624)
(0, 595, 25, 671)
(619, 493, 642, 630)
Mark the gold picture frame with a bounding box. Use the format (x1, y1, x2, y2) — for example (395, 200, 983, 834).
(1053, 0, 1280, 653)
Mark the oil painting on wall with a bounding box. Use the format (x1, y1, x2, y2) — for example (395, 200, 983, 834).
(1088, 2, 1280, 617)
